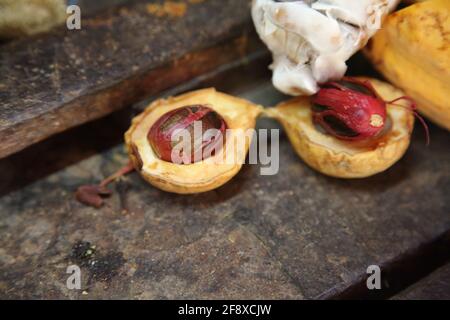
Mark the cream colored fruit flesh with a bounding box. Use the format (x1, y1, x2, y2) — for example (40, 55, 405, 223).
(252, 0, 400, 95)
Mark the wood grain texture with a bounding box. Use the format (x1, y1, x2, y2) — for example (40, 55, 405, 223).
(0, 0, 261, 159)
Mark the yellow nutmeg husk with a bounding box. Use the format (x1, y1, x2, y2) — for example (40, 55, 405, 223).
(364, 0, 450, 131)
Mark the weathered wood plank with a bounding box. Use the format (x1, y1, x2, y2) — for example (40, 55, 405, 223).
(0, 59, 449, 299)
(323, 230, 450, 299)
(75, 0, 131, 15)
(393, 263, 450, 300)
(0, 0, 260, 159)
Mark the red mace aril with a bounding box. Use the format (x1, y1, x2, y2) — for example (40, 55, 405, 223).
(148, 105, 227, 164)
(75, 162, 135, 208)
(312, 77, 430, 144)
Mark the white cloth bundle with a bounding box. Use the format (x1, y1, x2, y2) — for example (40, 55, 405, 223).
(252, 0, 400, 95)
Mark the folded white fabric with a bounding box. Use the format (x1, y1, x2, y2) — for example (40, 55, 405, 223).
(252, 0, 400, 95)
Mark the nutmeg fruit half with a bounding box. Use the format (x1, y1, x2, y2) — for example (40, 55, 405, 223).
(265, 78, 414, 178)
(125, 88, 263, 194)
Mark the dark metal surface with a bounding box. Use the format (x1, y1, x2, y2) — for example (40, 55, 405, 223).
(0, 0, 259, 159)
(0, 55, 449, 299)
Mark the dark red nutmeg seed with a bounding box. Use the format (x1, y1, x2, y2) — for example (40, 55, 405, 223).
(148, 105, 227, 164)
(312, 77, 387, 141)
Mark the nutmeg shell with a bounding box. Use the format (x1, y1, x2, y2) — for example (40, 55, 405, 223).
(265, 78, 414, 178)
(125, 88, 263, 194)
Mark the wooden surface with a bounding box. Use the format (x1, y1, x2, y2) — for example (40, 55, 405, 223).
(393, 263, 450, 300)
(0, 56, 449, 299)
(0, 0, 262, 159)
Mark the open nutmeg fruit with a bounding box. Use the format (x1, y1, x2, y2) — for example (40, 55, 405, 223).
(71, 1, 434, 208)
(76, 78, 427, 207)
(125, 88, 263, 194)
(265, 78, 425, 178)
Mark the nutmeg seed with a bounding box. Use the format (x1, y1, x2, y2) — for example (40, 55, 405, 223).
(147, 105, 227, 164)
